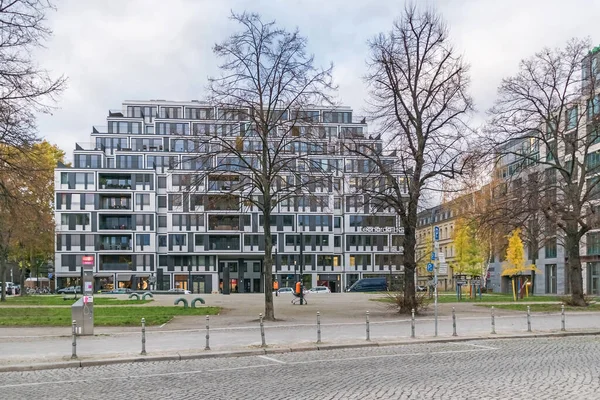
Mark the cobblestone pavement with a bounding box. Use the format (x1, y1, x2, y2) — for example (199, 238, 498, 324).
(0, 336, 598, 399)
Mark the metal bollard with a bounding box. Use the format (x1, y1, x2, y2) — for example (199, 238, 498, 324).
(491, 306, 496, 334)
(366, 311, 370, 341)
(561, 303, 566, 332)
(452, 307, 457, 337)
(411, 308, 415, 338)
(71, 320, 77, 359)
(317, 311, 322, 344)
(141, 318, 147, 355)
(205, 315, 211, 350)
(259, 313, 266, 347)
(527, 306, 531, 332)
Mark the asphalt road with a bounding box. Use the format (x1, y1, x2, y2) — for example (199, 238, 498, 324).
(0, 336, 598, 399)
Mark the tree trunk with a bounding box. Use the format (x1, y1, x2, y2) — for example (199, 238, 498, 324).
(402, 227, 417, 313)
(262, 207, 275, 320)
(0, 255, 6, 302)
(565, 230, 586, 306)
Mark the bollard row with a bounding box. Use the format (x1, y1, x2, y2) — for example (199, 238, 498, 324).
(69, 306, 570, 357)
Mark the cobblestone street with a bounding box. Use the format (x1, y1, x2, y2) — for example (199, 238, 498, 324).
(0, 336, 598, 399)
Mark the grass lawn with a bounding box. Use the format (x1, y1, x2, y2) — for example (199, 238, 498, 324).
(475, 303, 600, 312)
(0, 305, 221, 326)
(2, 295, 152, 306)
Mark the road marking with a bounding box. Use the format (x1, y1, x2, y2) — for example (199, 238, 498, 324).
(0, 347, 495, 389)
(451, 342, 498, 350)
(257, 355, 286, 364)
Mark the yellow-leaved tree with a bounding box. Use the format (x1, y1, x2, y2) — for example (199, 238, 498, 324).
(501, 228, 541, 301)
(0, 141, 65, 300)
(452, 218, 485, 277)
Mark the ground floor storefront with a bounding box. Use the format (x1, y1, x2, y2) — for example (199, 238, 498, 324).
(55, 270, 407, 294)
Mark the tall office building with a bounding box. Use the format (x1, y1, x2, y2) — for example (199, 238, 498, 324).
(54, 100, 406, 293)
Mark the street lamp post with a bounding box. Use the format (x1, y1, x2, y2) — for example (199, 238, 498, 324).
(187, 261, 192, 293)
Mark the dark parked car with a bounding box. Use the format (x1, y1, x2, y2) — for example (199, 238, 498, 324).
(416, 285, 428, 292)
(346, 278, 388, 292)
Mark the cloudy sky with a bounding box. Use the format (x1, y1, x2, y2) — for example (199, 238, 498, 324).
(35, 0, 600, 160)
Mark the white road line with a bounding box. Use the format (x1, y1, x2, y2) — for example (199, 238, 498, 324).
(451, 342, 498, 350)
(0, 347, 495, 389)
(258, 355, 286, 364)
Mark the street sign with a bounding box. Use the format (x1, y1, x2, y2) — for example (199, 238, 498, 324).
(426, 263, 434, 272)
(48, 273, 53, 279)
(431, 252, 436, 260)
(439, 263, 448, 274)
(471, 280, 482, 286)
(456, 280, 467, 285)
(438, 253, 446, 263)
(434, 241, 440, 250)
(434, 226, 440, 241)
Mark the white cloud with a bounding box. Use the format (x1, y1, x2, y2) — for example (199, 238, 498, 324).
(34, 0, 600, 159)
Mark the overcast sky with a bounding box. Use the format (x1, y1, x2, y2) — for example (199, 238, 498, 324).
(35, 0, 600, 159)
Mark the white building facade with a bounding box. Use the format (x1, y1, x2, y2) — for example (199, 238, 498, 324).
(54, 100, 406, 293)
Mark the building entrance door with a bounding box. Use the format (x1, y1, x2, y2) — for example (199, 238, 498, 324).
(219, 261, 238, 293)
(589, 263, 600, 295)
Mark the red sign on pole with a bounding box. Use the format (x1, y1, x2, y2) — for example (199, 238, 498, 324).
(82, 255, 94, 266)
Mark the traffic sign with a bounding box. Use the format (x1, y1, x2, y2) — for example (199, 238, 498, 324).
(434, 226, 440, 241)
(434, 241, 440, 250)
(438, 252, 446, 263)
(439, 263, 448, 274)
(426, 263, 434, 272)
(431, 252, 436, 261)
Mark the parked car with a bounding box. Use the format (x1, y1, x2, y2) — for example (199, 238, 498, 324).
(346, 278, 388, 292)
(308, 286, 331, 294)
(275, 287, 295, 295)
(416, 285, 428, 292)
(108, 288, 133, 294)
(57, 286, 81, 294)
(168, 288, 191, 295)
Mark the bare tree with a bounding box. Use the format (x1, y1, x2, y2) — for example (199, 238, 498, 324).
(354, 5, 473, 311)
(0, 0, 66, 203)
(202, 12, 335, 320)
(487, 38, 598, 305)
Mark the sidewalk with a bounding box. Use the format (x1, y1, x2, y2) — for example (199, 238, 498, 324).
(0, 293, 598, 371)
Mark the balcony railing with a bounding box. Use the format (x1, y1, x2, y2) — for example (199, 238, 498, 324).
(98, 244, 132, 251)
(99, 225, 133, 230)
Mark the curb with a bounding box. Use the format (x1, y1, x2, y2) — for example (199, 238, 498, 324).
(0, 330, 598, 373)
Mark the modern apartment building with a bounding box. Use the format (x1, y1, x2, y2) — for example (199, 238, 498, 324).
(54, 100, 406, 294)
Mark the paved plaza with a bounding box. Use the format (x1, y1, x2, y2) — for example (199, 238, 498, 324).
(0, 293, 598, 369)
(0, 336, 599, 399)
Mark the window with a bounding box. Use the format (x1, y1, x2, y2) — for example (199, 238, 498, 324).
(136, 193, 150, 206)
(173, 234, 186, 246)
(567, 106, 578, 130)
(137, 234, 150, 246)
(158, 177, 167, 188)
(158, 216, 167, 228)
(545, 237, 557, 258)
(157, 196, 167, 208)
(158, 235, 167, 247)
(587, 232, 600, 255)
(545, 264, 557, 294)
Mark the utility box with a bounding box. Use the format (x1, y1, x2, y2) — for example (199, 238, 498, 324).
(71, 296, 94, 335)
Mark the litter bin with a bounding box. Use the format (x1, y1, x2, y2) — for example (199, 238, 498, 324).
(71, 296, 94, 335)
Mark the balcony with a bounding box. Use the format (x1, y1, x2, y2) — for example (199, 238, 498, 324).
(99, 255, 133, 271)
(100, 195, 132, 210)
(99, 215, 133, 231)
(99, 174, 132, 190)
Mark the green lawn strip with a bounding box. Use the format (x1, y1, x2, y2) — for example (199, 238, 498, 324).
(370, 294, 570, 304)
(2, 296, 152, 306)
(0, 306, 221, 326)
(474, 303, 600, 312)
